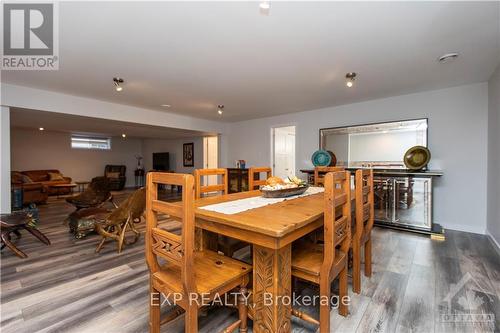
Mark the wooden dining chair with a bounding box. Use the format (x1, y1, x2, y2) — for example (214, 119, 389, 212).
(351, 169, 374, 294)
(248, 167, 272, 190)
(314, 166, 345, 186)
(194, 168, 228, 199)
(291, 171, 351, 332)
(146, 172, 251, 333)
(194, 168, 248, 258)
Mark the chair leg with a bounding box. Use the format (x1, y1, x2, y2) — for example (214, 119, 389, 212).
(95, 236, 107, 253)
(352, 239, 361, 294)
(338, 267, 349, 317)
(149, 280, 161, 333)
(237, 287, 248, 333)
(319, 277, 331, 333)
(185, 305, 198, 333)
(364, 238, 372, 277)
(118, 222, 128, 253)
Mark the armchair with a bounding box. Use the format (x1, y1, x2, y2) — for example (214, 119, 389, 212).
(66, 177, 115, 210)
(104, 165, 126, 191)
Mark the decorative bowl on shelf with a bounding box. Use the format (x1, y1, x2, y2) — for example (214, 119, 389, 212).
(311, 150, 332, 167)
(404, 146, 431, 170)
(261, 185, 309, 198)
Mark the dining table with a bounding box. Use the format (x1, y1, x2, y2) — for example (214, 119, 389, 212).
(190, 188, 352, 333)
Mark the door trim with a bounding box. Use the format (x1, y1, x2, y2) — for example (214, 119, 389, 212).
(271, 124, 297, 178)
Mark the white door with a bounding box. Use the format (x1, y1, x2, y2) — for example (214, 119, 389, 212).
(203, 136, 218, 185)
(273, 126, 296, 179)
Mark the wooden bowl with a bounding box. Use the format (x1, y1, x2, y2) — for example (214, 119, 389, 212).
(260, 185, 309, 198)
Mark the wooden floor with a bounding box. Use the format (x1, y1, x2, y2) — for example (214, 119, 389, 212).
(1, 192, 499, 333)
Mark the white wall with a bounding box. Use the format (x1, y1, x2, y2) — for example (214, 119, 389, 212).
(11, 128, 142, 188)
(0, 107, 11, 213)
(142, 137, 204, 174)
(226, 83, 489, 234)
(487, 66, 500, 247)
(1, 84, 225, 134)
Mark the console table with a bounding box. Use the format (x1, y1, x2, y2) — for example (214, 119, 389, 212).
(301, 168, 443, 236)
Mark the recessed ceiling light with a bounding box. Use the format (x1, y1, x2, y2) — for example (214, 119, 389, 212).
(217, 104, 224, 115)
(345, 72, 357, 88)
(39, 127, 44, 131)
(113, 77, 124, 92)
(160, 104, 171, 108)
(122, 133, 126, 138)
(438, 53, 459, 63)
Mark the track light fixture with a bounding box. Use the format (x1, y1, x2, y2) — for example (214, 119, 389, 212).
(345, 72, 357, 88)
(113, 77, 124, 92)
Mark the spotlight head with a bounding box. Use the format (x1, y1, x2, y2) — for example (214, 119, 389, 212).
(113, 77, 124, 92)
(345, 72, 357, 88)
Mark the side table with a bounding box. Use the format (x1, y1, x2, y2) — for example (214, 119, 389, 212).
(0, 210, 50, 258)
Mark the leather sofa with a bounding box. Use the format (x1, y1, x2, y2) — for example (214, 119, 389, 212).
(15, 170, 73, 196)
(104, 165, 126, 191)
(11, 172, 48, 204)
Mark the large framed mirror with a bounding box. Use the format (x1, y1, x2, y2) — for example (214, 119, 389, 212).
(319, 118, 428, 169)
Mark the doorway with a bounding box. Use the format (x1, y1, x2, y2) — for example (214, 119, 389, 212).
(203, 136, 218, 185)
(272, 126, 296, 179)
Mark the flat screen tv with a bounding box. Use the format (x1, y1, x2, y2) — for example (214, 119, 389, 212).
(153, 152, 170, 171)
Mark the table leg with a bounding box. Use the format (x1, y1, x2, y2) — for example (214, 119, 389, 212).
(1, 232, 28, 258)
(252, 244, 292, 333)
(23, 225, 51, 245)
(195, 228, 218, 252)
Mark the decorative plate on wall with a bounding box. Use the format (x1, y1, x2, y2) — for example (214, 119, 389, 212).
(311, 150, 332, 167)
(404, 146, 431, 170)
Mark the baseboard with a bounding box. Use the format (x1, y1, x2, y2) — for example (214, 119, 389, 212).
(441, 223, 486, 235)
(486, 230, 500, 257)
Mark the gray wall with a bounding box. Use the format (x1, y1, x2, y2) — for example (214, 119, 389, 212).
(10, 129, 206, 188)
(11, 128, 143, 188)
(487, 66, 500, 247)
(141, 137, 204, 174)
(225, 83, 489, 234)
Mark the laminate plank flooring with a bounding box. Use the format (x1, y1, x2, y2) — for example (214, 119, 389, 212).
(1, 192, 499, 332)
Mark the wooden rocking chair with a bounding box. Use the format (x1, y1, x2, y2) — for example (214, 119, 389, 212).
(94, 187, 146, 253)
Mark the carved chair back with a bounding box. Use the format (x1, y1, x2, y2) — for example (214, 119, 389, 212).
(354, 169, 374, 242)
(194, 168, 228, 199)
(322, 171, 351, 276)
(314, 166, 345, 186)
(248, 167, 272, 190)
(146, 173, 196, 293)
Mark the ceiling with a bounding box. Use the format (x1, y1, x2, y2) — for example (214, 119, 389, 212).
(2, 2, 499, 122)
(10, 108, 214, 139)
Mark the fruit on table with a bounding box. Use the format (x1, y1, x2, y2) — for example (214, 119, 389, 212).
(266, 176, 285, 187)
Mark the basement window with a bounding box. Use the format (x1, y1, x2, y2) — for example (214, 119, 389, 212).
(71, 135, 111, 150)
